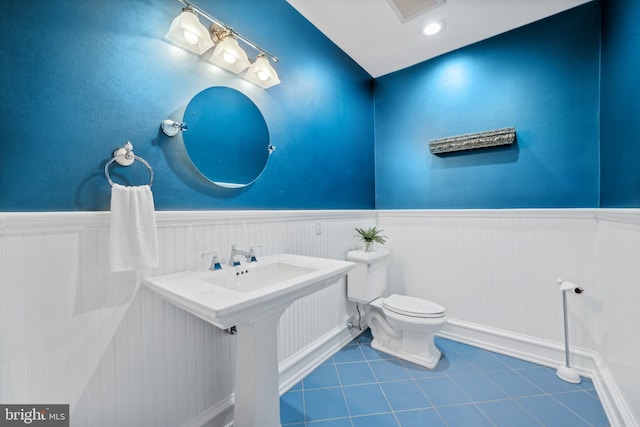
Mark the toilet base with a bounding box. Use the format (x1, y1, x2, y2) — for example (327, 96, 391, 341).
(371, 338, 442, 369)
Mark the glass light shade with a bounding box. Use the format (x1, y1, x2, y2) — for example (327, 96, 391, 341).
(166, 10, 214, 55)
(209, 37, 251, 73)
(245, 56, 281, 89)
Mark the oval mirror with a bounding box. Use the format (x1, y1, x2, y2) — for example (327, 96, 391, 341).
(182, 87, 273, 188)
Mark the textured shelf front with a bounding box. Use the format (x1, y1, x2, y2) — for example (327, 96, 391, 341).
(429, 127, 516, 154)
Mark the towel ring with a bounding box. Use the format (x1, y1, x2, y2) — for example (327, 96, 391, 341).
(105, 141, 154, 187)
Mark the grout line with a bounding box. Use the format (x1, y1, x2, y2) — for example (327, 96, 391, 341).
(287, 332, 608, 427)
(361, 335, 448, 427)
(334, 361, 355, 427)
(548, 391, 600, 426)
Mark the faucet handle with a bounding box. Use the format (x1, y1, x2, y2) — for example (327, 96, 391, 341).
(202, 252, 223, 270)
(247, 246, 258, 262)
(228, 244, 243, 267)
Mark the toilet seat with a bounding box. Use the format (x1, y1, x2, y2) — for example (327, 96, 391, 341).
(383, 294, 445, 318)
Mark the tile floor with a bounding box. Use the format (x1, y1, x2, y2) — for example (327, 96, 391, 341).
(280, 329, 610, 426)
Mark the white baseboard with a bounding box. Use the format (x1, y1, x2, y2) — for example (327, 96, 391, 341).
(184, 317, 361, 427)
(439, 318, 637, 427)
(279, 315, 363, 394)
(590, 356, 639, 427)
(180, 395, 234, 427)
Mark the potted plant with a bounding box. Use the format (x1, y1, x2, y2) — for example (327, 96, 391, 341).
(355, 226, 387, 252)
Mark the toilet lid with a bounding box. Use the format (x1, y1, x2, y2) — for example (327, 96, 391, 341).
(382, 294, 445, 318)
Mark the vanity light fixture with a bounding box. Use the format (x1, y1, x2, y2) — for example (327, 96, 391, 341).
(209, 30, 251, 73)
(166, 0, 280, 88)
(245, 54, 281, 89)
(160, 119, 188, 137)
(165, 6, 214, 55)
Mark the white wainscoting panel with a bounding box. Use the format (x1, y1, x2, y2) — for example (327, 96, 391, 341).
(377, 210, 598, 346)
(0, 211, 375, 427)
(377, 209, 639, 427)
(2, 209, 637, 427)
(595, 212, 640, 426)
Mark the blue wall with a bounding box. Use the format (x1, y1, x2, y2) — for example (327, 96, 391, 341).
(0, 0, 375, 211)
(600, 0, 640, 207)
(374, 2, 601, 209)
(2, 1, 638, 211)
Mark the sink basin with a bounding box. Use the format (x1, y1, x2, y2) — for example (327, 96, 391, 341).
(144, 253, 354, 427)
(202, 262, 317, 293)
(144, 253, 354, 329)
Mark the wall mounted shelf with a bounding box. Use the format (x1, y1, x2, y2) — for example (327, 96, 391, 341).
(428, 126, 516, 154)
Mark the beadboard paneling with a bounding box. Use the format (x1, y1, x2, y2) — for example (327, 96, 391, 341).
(377, 209, 639, 426)
(2, 209, 637, 426)
(0, 211, 375, 427)
(377, 210, 597, 345)
(596, 215, 640, 424)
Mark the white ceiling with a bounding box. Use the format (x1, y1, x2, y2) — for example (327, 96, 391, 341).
(286, 0, 593, 78)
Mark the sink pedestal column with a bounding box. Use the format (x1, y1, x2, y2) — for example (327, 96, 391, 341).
(233, 308, 285, 427)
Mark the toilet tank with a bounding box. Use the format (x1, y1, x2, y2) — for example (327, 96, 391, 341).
(346, 248, 391, 304)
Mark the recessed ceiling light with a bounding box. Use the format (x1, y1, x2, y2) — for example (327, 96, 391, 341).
(423, 20, 445, 36)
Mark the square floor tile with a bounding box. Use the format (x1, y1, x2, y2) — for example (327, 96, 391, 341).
(336, 361, 377, 386)
(303, 364, 341, 389)
(333, 344, 366, 363)
(517, 395, 591, 426)
(351, 413, 400, 427)
(484, 369, 544, 398)
(417, 376, 471, 407)
(438, 403, 495, 427)
(342, 383, 391, 416)
(450, 373, 508, 402)
(369, 358, 412, 382)
(438, 352, 479, 376)
(303, 387, 349, 421)
(394, 408, 448, 427)
(552, 391, 609, 426)
(379, 380, 433, 411)
(477, 399, 544, 427)
(280, 390, 305, 425)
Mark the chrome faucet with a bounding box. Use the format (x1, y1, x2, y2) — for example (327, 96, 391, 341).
(228, 244, 256, 266)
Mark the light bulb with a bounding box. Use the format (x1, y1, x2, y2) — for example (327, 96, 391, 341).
(183, 29, 200, 45)
(423, 21, 445, 36)
(223, 51, 237, 64)
(257, 69, 269, 81)
(245, 56, 280, 88)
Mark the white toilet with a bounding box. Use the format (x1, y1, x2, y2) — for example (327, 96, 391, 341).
(347, 248, 446, 369)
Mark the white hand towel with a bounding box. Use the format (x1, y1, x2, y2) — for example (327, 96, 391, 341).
(110, 184, 159, 272)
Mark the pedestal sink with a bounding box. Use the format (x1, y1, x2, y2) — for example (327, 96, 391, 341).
(144, 253, 354, 427)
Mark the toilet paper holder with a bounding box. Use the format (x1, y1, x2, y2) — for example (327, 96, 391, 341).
(556, 278, 584, 384)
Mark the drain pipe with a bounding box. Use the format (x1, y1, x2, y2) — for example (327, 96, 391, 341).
(556, 279, 584, 384)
